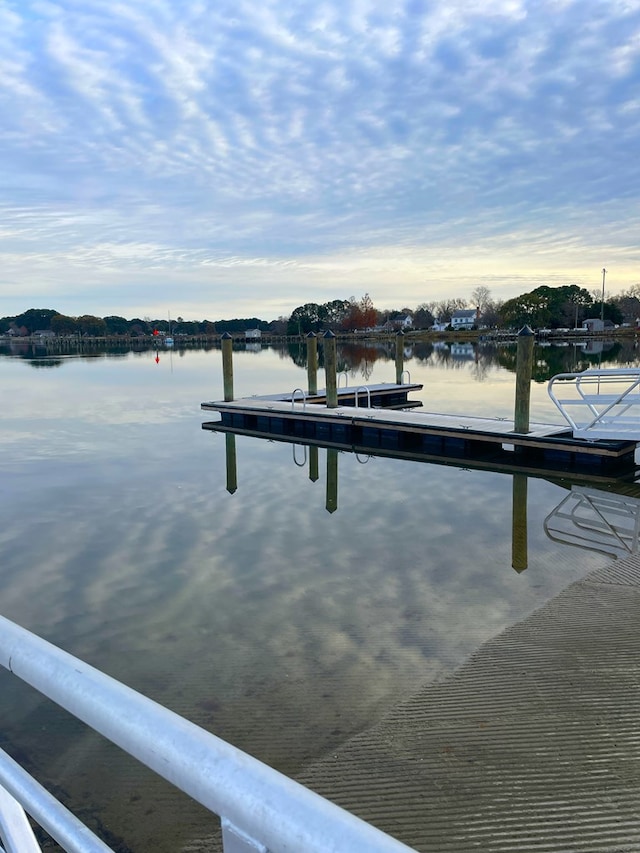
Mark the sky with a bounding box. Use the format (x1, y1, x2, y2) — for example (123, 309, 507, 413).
(1, 0, 640, 322)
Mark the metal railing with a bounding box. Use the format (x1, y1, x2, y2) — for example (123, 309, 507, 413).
(290, 387, 307, 410)
(0, 616, 416, 853)
(548, 368, 640, 440)
(354, 386, 371, 408)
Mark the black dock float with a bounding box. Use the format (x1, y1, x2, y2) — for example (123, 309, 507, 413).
(202, 421, 640, 484)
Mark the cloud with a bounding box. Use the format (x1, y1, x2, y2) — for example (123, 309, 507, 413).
(1, 0, 640, 317)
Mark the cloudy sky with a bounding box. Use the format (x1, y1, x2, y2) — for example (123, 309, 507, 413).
(2, 0, 639, 321)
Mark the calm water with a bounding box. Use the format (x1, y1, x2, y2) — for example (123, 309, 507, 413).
(2, 338, 639, 851)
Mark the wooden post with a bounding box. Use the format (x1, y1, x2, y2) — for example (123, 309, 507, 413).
(225, 433, 237, 495)
(221, 332, 234, 402)
(511, 474, 528, 573)
(323, 330, 338, 408)
(514, 325, 534, 433)
(395, 330, 405, 385)
(306, 332, 318, 395)
(309, 445, 319, 483)
(326, 447, 338, 513)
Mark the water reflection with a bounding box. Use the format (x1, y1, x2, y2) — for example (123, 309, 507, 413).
(214, 423, 640, 574)
(5, 338, 640, 383)
(544, 485, 640, 558)
(3, 343, 640, 852)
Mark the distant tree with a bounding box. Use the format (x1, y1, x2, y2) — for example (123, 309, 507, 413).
(341, 295, 377, 331)
(428, 298, 467, 323)
(287, 301, 350, 334)
(470, 286, 492, 313)
(288, 304, 316, 334)
(413, 303, 434, 329)
(269, 316, 289, 335)
(341, 297, 362, 331)
(103, 315, 130, 335)
(500, 292, 551, 329)
(590, 300, 623, 325)
(13, 308, 59, 333)
(359, 293, 377, 330)
(77, 315, 107, 336)
(564, 285, 593, 328)
(499, 285, 593, 329)
(51, 314, 78, 335)
(324, 299, 351, 327)
(128, 318, 150, 336)
(480, 300, 503, 328)
(612, 285, 640, 325)
(216, 318, 268, 333)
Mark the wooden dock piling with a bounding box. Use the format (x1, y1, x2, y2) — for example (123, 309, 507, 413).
(395, 330, 405, 385)
(511, 474, 528, 572)
(323, 331, 338, 408)
(225, 433, 237, 494)
(222, 332, 234, 402)
(326, 447, 338, 513)
(306, 332, 318, 395)
(514, 326, 534, 433)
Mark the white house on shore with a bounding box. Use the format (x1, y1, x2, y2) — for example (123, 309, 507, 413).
(451, 309, 478, 330)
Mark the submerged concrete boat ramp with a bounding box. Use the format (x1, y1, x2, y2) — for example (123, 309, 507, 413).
(297, 551, 640, 852)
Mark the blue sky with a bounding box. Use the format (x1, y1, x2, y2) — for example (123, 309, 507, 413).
(2, 0, 639, 321)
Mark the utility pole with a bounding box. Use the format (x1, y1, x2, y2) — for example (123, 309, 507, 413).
(601, 268, 607, 323)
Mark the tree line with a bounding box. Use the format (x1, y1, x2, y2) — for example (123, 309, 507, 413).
(3, 283, 640, 338)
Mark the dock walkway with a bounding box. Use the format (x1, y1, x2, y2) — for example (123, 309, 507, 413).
(298, 553, 640, 852)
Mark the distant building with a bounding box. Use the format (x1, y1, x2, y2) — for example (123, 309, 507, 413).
(582, 318, 604, 333)
(451, 309, 478, 330)
(245, 329, 262, 340)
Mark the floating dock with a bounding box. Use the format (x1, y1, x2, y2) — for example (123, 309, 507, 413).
(201, 383, 639, 473)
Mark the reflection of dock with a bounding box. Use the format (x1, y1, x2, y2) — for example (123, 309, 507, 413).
(204, 419, 640, 484)
(544, 485, 640, 558)
(202, 385, 638, 473)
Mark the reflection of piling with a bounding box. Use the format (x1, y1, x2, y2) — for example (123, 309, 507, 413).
(323, 330, 338, 408)
(309, 445, 319, 483)
(326, 448, 338, 513)
(306, 332, 318, 395)
(395, 330, 405, 384)
(222, 332, 234, 402)
(514, 325, 534, 433)
(225, 433, 237, 495)
(511, 474, 528, 572)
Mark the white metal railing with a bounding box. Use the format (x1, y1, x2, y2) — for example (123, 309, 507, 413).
(290, 387, 307, 410)
(548, 368, 640, 440)
(354, 386, 371, 408)
(0, 616, 417, 853)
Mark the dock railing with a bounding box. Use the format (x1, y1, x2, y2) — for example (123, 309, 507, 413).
(0, 616, 416, 853)
(548, 368, 640, 440)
